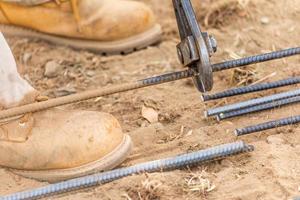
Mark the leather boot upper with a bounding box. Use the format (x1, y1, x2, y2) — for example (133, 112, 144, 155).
(0, 108, 125, 170)
(0, 0, 156, 41)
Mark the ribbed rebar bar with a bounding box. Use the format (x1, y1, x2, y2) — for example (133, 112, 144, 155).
(140, 69, 194, 85)
(211, 47, 300, 71)
(235, 115, 300, 136)
(0, 47, 299, 120)
(205, 88, 300, 117)
(202, 77, 300, 101)
(0, 141, 254, 200)
(0, 70, 194, 120)
(217, 96, 300, 121)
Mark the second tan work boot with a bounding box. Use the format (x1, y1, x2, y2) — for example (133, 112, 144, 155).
(0, 0, 162, 54)
(0, 105, 133, 182)
(0, 32, 133, 182)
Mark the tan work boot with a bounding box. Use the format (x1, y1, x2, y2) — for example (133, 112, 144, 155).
(0, 0, 162, 54)
(0, 32, 132, 182)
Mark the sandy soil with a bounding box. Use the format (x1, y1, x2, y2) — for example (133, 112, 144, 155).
(1, 0, 300, 199)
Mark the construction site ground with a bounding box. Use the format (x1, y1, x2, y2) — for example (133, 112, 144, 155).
(1, 0, 300, 199)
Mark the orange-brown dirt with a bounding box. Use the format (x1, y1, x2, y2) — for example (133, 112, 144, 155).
(1, 0, 300, 199)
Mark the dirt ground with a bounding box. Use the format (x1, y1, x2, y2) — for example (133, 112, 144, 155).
(1, 0, 300, 199)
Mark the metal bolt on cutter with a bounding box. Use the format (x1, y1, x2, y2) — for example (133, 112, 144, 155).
(173, 0, 217, 92)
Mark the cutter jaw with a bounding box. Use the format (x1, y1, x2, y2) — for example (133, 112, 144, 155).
(173, 0, 217, 92)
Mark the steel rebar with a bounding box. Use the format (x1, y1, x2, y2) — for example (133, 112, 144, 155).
(212, 47, 300, 71)
(217, 96, 300, 121)
(0, 47, 299, 120)
(0, 70, 194, 120)
(202, 77, 300, 101)
(205, 88, 300, 117)
(235, 115, 300, 136)
(0, 141, 254, 200)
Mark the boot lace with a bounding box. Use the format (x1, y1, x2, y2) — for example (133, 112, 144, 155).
(0, 0, 82, 31)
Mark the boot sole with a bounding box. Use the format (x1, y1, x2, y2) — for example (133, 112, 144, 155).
(0, 24, 162, 55)
(11, 134, 133, 183)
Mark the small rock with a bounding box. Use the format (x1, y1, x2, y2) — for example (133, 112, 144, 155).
(22, 53, 32, 64)
(44, 60, 61, 78)
(260, 16, 270, 25)
(142, 105, 159, 123)
(54, 86, 77, 97)
(86, 70, 95, 77)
